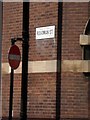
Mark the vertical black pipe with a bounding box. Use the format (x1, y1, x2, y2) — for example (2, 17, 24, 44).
(9, 39, 15, 120)
(0, 2, 2, 119)
(9, 69, 14, 120)
(56, 2, 63, 120)
(20, 2, 29, 120)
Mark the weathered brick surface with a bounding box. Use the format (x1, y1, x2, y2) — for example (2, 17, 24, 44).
(2, 2, 90, 120)
(2, 2, 58, 119)
(27, 73, 56, 119)
(2, 74, 21, 117)
(62, 3, 89, 60)
(2, 3, 23, 62)
(2, 2, 22, 118)
(61, 72, 88, 118)
(1, 117, 89, 120)
(29, 3, 58, 61)
(2, 74, 10, 117)
(61, 2, 89, 119)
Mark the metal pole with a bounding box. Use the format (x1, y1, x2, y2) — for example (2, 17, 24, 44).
(0, 1, 2, 119)
(8, 39, 15, 120)
(9, 69, 14, 120)
(56, 2, 63, 120)
(20, 2, 29, 120)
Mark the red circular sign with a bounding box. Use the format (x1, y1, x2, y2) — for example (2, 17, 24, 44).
(8, 45, 21, 69)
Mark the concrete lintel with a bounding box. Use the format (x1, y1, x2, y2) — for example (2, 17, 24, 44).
(2, 60, 90, 74)
(80, 35, 90, 45)
(62, 60, 90, 73)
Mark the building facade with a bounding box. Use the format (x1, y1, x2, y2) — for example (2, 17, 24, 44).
(2, 2, 90, 120)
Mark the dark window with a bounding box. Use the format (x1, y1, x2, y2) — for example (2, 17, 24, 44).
(85, 19, 90, 35)
(84, 45, 90, 60)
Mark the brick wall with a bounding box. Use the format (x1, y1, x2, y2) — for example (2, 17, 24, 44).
(2, 2, 90, 120)
(2, 2, 58, 120)
(29, 3, 58, 61)
(28, 2, 58, 119)
(2, 2, 23, 118)
(61, 2, 89, 119)
(62, 3, 88, 60)
(27, 73, 56, 119)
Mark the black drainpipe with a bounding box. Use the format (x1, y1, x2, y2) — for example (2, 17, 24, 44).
(56, 2, 63, 120)
(20, 2, 29, 120)
(0, 2, 2, 120)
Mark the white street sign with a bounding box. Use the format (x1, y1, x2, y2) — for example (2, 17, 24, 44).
(36, 26, 55, 40)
